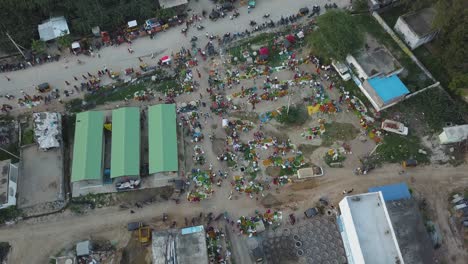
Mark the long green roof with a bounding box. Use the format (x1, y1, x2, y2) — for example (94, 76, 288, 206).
(148, 104, 178, 173)
(111, 107, 140, 178)
(71, 111, 104, 182)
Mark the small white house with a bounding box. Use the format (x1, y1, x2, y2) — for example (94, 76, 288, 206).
(394, 8, 437, 50)
(439, 124, 468, 144)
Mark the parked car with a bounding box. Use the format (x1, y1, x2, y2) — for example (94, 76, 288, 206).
(209, 10, 221, 20)
(304, 208, 319, 218)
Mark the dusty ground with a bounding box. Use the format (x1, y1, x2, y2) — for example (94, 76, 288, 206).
(0, 164, 467, 263)
(17, 144, 64, 208)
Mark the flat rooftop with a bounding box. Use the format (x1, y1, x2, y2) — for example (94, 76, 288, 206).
(401, 8, 436, 36)
(356, 47, 400, 77)
(387, 199, 435, 264)
(152, 226, 208, 264)
(340, 192, 403, 264)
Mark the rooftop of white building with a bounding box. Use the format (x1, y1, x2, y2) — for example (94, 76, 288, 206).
(339, 192, 404, 264)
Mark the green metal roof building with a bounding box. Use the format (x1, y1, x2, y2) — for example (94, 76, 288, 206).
(111, 107, 140, 178)
(71, 111, 104, 182)
(148, 104, 178, 174)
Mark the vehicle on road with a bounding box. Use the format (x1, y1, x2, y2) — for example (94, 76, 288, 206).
(36, 82, 51, 93)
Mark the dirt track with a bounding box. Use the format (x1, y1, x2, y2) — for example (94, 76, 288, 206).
(1, 164, 467, 263)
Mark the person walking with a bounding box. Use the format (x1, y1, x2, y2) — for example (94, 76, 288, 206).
(73, 76, 78, 81)
(5, 76, 10, 81)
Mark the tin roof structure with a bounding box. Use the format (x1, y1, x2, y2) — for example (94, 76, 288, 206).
(111, 107, 140, 178)
(38, 16, 70, 41)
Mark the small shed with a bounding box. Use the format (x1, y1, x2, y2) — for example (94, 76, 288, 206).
(158, 0, 188, 9)
(361, 75, 409, 111)
(76, 240, 91, 257)
(438, 124, 468, 144)
(394, 8, 437, 50)
(38, 16, 70, 41)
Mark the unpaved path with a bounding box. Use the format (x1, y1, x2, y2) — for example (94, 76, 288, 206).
(1, 164, 467, 263)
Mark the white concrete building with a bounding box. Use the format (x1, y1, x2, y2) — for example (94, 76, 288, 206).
(438, 124, 468, 144)
(338, 192, 404, 264)
(394, 8, 437, 50)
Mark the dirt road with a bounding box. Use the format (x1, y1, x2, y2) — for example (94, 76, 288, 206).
(1, 164, 466, 263)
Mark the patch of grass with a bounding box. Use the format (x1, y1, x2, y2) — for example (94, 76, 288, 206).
(298, 144, 320, 156)
(0, 206, 23, 224)
(0, 144, 19, 163)
(380, 5, 408, 27)
(72, 193, 113, 208)
(376, 134, 429, 163)
(413, 46, 451, 87)
(83, 79, 179, 106)
(382, 87, 466, 133)
(21, 129, 34, 145)
(275, 105, 308, 126)
(321, 122, 359, 146)
(324, 153, 346, 167)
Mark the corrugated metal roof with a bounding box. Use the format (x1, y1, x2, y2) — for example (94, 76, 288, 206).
(368, 182, 411, 201)
(111, 107, 140, 178)
(367, 75, 409, 103)
(148, 104, 178, 174)
(38, 16, 70, 41)
(71, 111, 104, 182)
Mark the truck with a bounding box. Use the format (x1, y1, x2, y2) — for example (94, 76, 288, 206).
(138, 226, 151, 244)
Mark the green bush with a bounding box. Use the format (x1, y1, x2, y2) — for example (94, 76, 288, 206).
(376, 134, 429, 163)
(0, 206, 23, 224)
(275, 105, 308, 126)
(21, 129, 34, 145)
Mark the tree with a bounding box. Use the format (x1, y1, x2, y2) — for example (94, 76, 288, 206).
(31, 39, 46, 54)
(155, 7, 176, 20)
(307, 10, 364, 60)
(448, 74, 468, 93)
(352, 0, 369, 12)
(57, 31, 72, 49)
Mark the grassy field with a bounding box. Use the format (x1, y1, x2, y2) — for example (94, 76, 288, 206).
(321, 122, 360, 147)
(376, 134, 429, 164)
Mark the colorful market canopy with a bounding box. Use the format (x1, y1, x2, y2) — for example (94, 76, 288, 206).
(111, 107, 140, 178)
(148, 104, 178, 173)
(71, 111, 104, 182)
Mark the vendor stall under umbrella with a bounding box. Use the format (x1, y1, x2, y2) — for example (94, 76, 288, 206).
(258, 47, 269, 61)
(159, 55, 171, 65)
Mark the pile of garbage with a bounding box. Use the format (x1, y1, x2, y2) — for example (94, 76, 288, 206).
(187, 169, 213, 202)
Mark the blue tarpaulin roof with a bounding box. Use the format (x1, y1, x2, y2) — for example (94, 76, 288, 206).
(181, 225, 204, 235)
(368, 75, 409, 103)
(369, 182, 411, 201)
